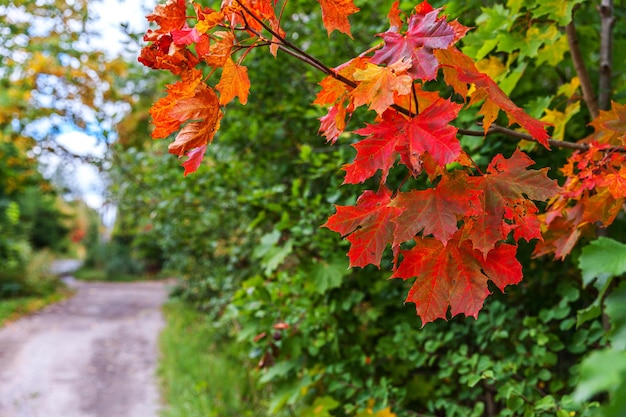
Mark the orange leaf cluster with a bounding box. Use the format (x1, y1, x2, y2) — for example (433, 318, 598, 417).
(535, 102, 626, 259)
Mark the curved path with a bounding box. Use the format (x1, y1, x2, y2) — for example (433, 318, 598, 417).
(0, 280, 170, 417)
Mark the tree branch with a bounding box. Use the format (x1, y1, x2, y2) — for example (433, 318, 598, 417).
(235, 1, 626, 155)
(598, 0, 615, 110)
(458, 124, 625, 153)
(566, 13, 599, 118)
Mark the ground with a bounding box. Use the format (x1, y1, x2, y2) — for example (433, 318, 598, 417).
(0, 277, 170, 417)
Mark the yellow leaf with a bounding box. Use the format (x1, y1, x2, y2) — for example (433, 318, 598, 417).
(475, 56, 506, 82)
(540, 102, 580, 140)
(537, 34, 569, 66)
(557, 77, 581, 98)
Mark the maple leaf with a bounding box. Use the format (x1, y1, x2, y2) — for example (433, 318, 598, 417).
(317, 0, 360, 37)
(202, 31, 235, 68)
(436, 48, 551, 148)
(193, 5, 223, 34)
(150, 73, 222, 159)
(466, 149, 561, 255)
(391, 170, 481, 246)
(221, 0, 277, 32)
(181, 144, 207, 176)
(172, 26, 202, 46)
(323, 187, 403, 268)
(319, 99, 349, 143)
(216, 58, 250, 105)
(393, 238, 522, 324)
(346, 99, 462, 184)
(371, 5, 456, 80)
(139, 34, 200, 74)
(351, 60, 413, 115)
(503, 200, 542, 242)
(314, 57, 368, 106)
(146, 0, 187, 35)
(589, 101, 626, 145)
(344, 112, 404, 183)
(167, 84, 223, 156)
(603, 166, 626, 199)
(150, 69, 204, 138)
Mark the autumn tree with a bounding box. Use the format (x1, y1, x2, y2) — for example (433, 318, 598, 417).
(130, 0, 626, 415)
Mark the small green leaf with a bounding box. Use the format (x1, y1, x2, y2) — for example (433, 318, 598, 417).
(306, 257, 349, 294)
(578, 237, 626, 288)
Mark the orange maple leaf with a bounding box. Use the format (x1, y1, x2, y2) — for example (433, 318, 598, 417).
(317, 0, 360, 37)
(146, 0, 187, 34)
(216, 57, 250, 105)
(588, 101, 626, 145)
(150, 69, 204, 139)
(167, 84, 223, 156)
(351, 60, 413, 115)
(603, 166, 626, 199)
(436, 48, 550, 148)
(202, 31, 235, 68)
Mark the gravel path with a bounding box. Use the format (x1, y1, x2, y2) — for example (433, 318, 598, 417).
(0, 280, 170, 417)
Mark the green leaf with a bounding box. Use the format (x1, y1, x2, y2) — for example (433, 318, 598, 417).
(578, 237, 626, 289)
(532, 0, 586, 26)
(534, 395, 556, 411)
(605, 281, 626, 350)
(299, 396, 340, 417)
(573, 350, 626, 402)
(576, 298, 602, 328)
(306, 257, 349, 294)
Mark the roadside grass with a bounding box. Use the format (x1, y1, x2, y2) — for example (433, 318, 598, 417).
(0, 287, 73, 327)
(159, 301, 266, 417)
(0, 251, 74, 327)
(73, 266, 138, 282)
(73, 266, 178, 282)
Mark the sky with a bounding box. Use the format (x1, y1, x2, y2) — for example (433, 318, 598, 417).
(50, 0, 156, 222)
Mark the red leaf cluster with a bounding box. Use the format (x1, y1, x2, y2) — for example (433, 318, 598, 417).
(138, 0, 576, 324)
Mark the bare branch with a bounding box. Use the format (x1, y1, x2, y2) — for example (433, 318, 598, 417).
(566, 15, 599, 118)
(457, 124, 626, 153)
(599, 0, 615, 110)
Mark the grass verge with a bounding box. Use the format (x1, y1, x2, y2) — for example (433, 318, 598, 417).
(159, 301, 266, 417)
(0, 287, 73, 327)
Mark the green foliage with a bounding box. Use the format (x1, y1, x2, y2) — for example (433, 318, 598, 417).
(574, 238, 626, 416)
(159, 301, 266, 417)
(112, 0, 626, 415)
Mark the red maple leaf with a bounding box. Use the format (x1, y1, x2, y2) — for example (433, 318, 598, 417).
(181, 144, 207, 176)
(465, 149, 561, 255)
(371, 5, 455, 80)
(345, 99, 462, 183)
(392, 238, 522, 324)
(323, 187, 403, 268)
(391, 170, 481, 246)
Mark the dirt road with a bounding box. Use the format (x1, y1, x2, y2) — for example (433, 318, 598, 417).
(0, 280, 170, 417)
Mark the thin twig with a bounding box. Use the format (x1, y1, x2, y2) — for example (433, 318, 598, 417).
(233, 1, 626, 154)
(456, 124, 626, 153)
(566, 11, 599, 118)
(598, 0, 615, 110)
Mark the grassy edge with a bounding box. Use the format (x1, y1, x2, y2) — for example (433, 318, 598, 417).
(0, 286, 74, 327)
(158, 300, 266, 417)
